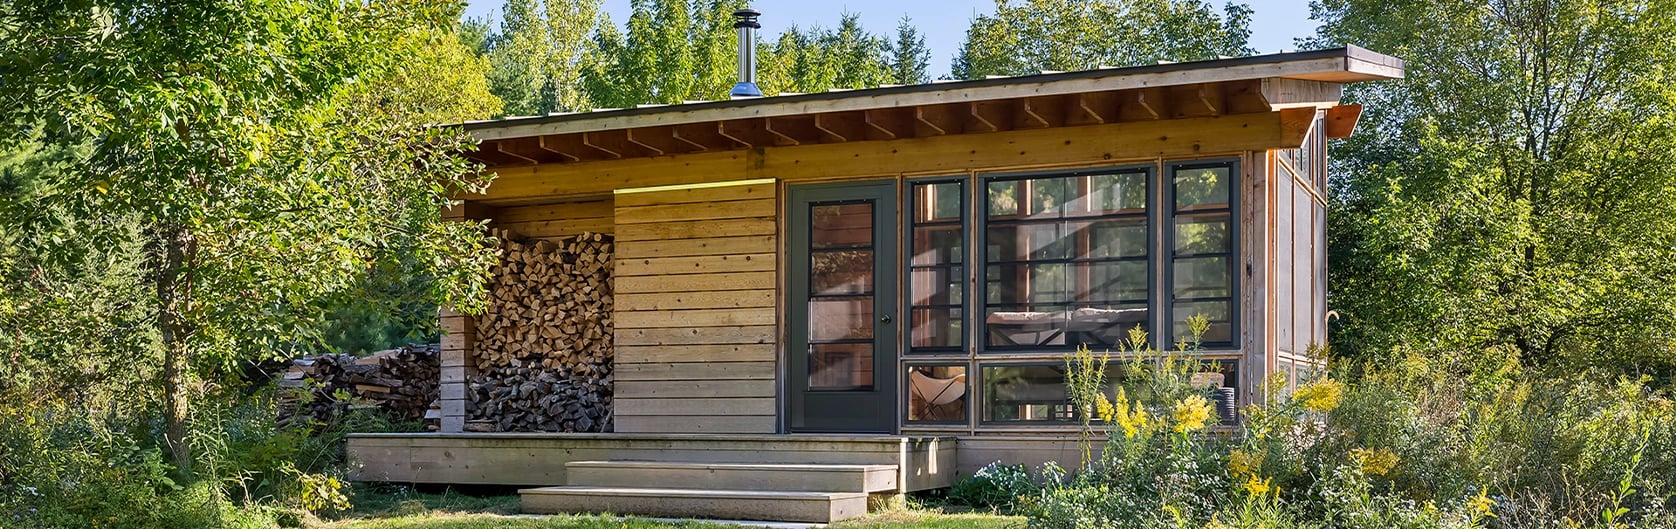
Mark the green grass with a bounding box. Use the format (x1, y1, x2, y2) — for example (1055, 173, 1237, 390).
(311, 485, 1024, 529)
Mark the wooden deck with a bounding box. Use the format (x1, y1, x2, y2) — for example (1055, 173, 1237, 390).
(346, 433, 958, 492)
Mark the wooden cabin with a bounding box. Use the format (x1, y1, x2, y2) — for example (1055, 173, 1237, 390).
(347, 45, 1403, 522)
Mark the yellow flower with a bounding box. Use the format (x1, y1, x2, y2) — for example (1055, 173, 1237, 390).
(1113, 388, 1150, 438)
(1095, 392, 1115, 423)
(1468, 488, 1496, 517)
(1242, 475, 1273, 497)
(1171, 395, 1214, 433)
(1227, 449, 1260, 479)
(1293, 378, 1345, 413)
(1349, 447, 1399, 476)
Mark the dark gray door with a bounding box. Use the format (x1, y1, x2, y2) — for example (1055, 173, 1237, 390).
(787, 181, 898, 433)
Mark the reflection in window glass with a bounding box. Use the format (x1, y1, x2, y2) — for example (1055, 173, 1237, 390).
(907, 365, 967, 422)
(1174, 167, 1230, 208)
(910, 181, 965, 351)
(1169, 163, 1235, 346)
(809, 342, 873, 390)
(982, 364, 1122, 422)
(1195, 359, 1240, 425)
(983, 170, 1151, 349)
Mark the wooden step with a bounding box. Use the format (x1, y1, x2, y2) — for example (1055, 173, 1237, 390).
(565, 460, 898, 493)
(519, 486, 869, 523)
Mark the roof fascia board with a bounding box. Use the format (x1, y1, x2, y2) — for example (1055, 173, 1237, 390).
(467, 47, 1402, 142)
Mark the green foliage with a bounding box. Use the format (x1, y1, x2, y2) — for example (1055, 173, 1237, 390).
(586, 0, 748, 107)
(952, 0, 1255, 79)
(1020, 341, 1676, 528)
(885, 16, 932, 85)
(948, 462, 1044, 510)
(757, 13, 895, 95)
(484, 0, 604, 115)
(1312, 0, 1676, 380)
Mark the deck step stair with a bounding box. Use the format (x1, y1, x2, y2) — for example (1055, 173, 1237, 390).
(519, 486, 869, 523)
(564, 461, 898, 493)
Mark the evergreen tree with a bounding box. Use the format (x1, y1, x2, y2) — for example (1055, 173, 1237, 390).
(886, 15, 932, 85)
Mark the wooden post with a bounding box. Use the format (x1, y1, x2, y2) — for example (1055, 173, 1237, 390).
(438, 308, 477, 432)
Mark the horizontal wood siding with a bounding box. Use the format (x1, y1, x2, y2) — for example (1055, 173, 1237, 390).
(613, 182, 779, 433)
(496, 199, 614, 239)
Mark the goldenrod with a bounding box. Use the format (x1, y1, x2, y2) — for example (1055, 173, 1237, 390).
(1294, 378, 1345, 413)
(1171, 395, 1214, 433)
(1349, 447, 1399, 476)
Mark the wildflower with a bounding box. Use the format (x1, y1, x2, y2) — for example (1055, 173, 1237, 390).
(1227, 449, 1260, 479)
(1095, 392, 1115, 422)
(1293, 378, 1345, 412)
(1349, 447, 1399, 476)
(1171, 395, 1214, 433)
(1112, 388, 1150, 438)
(1468, 488, 1496, 517)
(1241, 475, 1273, 497)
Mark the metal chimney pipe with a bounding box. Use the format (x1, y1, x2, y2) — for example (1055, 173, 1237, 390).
(730, 8, 762, 98)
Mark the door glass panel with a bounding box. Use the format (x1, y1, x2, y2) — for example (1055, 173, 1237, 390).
(811, 249, 874, 295)
(808, 297, 873, 341)
(807, 199, 876, 391)
(809, 343, 874, 390)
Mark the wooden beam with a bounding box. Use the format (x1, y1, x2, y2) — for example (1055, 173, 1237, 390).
(672, 123, 737, 152)
(536, 135, 582, 162)
(968, 100, 1011, 133)
(582, 131, 634, 159)
(491, 138, 551, 164)
(1119, 87, 1164, 121)
(1324, 104, 1362, 139)
(1260, 78, 1344, 110)
(626, 126, 690, 156)
(764, 115, 821, 146)
(1169, 84, 1223, 118)
(468, 113, 1292, 203)
(864, 108, 911, 140)
(1017, 96, 1062, 129)
(1280, 107, 1318, 147)
(718, 119, 779, 147)
(1223, 79, 1271, 114)
(814, 112, 868, 142)
(913, 104, 962, 136)
(1067, 92, 1117, 125)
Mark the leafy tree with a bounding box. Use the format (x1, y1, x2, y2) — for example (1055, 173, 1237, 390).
(485, 0, 603, 115)
(1312, 0, 1676, 378)
(886, 15, 932, 85)
(952, 0, 1254, 79)
(0, 0, 498, 472)
(586, 0, 747, 108)
(758, 13, 894, 95)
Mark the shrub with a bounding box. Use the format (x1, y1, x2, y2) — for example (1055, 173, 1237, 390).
(949, 461, 1043, 510)
(1020, 333, 1676, 529)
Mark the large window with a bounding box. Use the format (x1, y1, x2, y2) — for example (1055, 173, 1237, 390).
(980, 168, 1152, 349)
(1168, 162, 1238, 347)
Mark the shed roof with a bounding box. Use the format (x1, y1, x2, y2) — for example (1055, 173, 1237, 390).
(458, 46, 1402, 168)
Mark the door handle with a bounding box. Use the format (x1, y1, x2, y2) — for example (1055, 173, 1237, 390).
(879, 315, 893, 324)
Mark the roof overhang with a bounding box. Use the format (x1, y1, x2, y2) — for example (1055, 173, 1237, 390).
(457, 46, 1403, 168)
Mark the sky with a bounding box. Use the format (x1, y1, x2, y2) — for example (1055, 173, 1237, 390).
(461, 0, 1319, 77)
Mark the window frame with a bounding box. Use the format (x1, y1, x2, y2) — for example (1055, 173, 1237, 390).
(1164, 159, 1241, 349)
(903, 176, 971, 355)
(974, 164, 1159, 354)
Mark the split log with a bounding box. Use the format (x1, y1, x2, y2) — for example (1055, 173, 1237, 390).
(467, 229, 614, 432)
(276, 343, 442, 428)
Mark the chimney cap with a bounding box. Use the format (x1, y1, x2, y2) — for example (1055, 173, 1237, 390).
(733, 8, 761, 29)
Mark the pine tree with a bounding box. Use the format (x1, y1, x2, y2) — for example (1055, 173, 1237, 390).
(886, 15, 932, 85)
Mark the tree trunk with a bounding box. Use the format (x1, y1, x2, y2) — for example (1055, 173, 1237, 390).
(158, 225, 197, 476)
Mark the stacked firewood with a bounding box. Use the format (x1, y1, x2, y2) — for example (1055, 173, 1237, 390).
(467, 230, 614, 432)
(277, 343, 441, 428)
